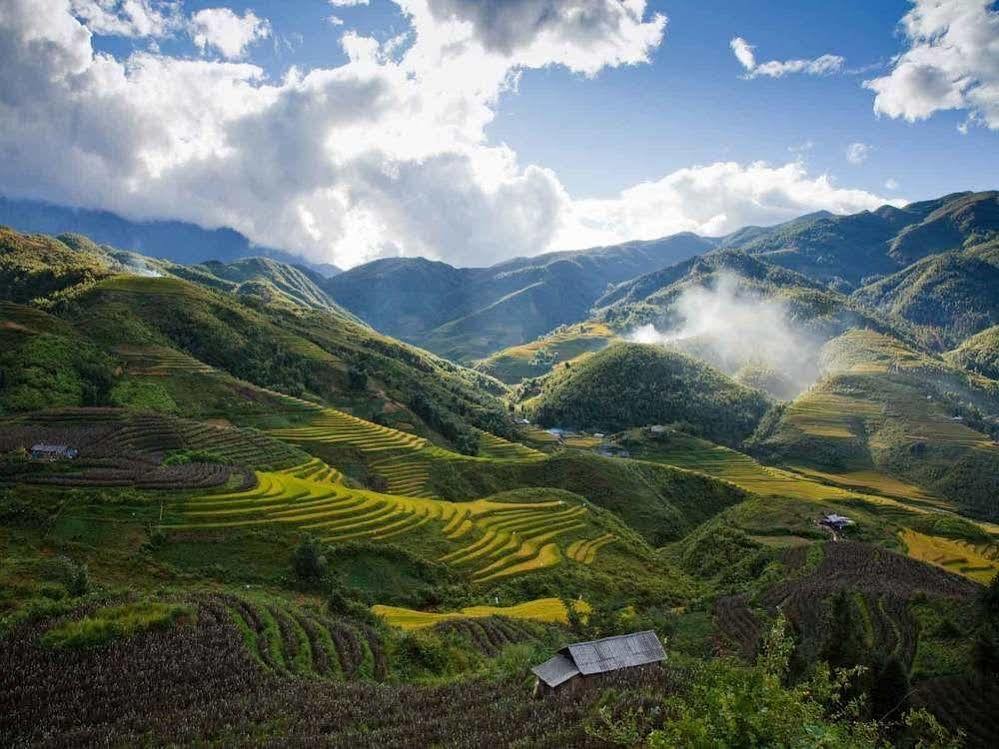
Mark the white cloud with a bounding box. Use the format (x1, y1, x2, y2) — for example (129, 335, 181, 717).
(328, 0, 369, 5)
(327, 15, 345, 27)
(885, 178, 900, 190)
(552, 161, 902, 249)
(730, 36, 844, 78)
(69, 0, 181, 38)
(845, 142, 871, 164)
(0, 1, 901, 270)
(865, 0, 999, 130)
(189, 7, 270, 60)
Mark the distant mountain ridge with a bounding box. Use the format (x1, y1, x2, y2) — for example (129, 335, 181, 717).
(325, 233, 715, 361)
(0, 196, 341, 277)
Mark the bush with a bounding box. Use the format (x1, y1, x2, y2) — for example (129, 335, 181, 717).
(163, 449, 227, 466)
(291, 536, 327, 584)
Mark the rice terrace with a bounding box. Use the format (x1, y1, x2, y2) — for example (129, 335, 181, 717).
(4, 0, 999, 746)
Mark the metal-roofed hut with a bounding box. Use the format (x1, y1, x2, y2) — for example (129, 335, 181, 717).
(30, 444, 78, 461)
(531, 630, 665, 696)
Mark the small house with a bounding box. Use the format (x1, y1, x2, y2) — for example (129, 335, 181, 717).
(648, 425, 667, 434)
(30, 443, 79, 461)
(821, 513, 854, 531)
(531, 631, 666, 696)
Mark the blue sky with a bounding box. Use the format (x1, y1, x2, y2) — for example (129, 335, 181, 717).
(5, 1, 999, 266)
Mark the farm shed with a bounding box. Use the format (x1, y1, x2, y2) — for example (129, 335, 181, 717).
(531, 631, 665, 695)
(30, 443, 78, 461)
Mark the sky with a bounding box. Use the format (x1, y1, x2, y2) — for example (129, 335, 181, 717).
(1, 1, 997, 268)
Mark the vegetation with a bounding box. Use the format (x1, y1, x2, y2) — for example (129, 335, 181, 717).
(4, 209, 999, 745)
(522, 342, 771, 445)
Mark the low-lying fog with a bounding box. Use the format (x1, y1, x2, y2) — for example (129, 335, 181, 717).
(627, 272, 821, 399)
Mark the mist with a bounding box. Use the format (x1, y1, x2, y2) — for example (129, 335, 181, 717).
(627, 272, 821, 399)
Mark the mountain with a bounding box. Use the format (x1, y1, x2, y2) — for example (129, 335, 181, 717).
(852, 245, 999, 347)
(325, 233, 715, 361)
(0, 226, 509, 452)
(720, 191, 999, 288)
(0, 195, 341, 275)
(520, 341, 772, 445)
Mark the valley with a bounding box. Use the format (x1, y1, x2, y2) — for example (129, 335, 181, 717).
(4, 191, 999, 746)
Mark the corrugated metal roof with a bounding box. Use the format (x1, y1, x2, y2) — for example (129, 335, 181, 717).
(563, 631, 665, 676)
(531, 653, 580, 687)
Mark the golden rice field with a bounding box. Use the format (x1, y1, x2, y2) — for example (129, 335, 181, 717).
(785, 390, 882, 440)
(166, 467, 617, 582)
(900, 529, 999, 584)
(371, 597, 589, 630)
(114, 345, 217, 377)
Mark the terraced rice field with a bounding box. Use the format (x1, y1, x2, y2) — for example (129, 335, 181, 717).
(115, 345, 216, 376)
(218, 594, 386, 680)
(900, 529, 999, 584)
(566, 533, 617, 563)
(785, 390, 882, 440)
(634, 436, 858, 501)
(269, 408, 429, 452)
(475, 430, 546, 461)
(371, 597, 588, 629)
(167, 471, 616, 582)
(368, 454, 437, 497)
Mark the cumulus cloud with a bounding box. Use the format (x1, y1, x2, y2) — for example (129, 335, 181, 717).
(865, 0, 999, 130)
(328, 0, 369, 6)
(0, 1, 901, 269)
(69, 0, 181, 37)
(419, 0, 666, 71)
(885, 178, 900, 190)
(845, 142, 871, 164)
(189, 7, 270, 59)
(730, 36, 844, 78)
(553, 161, 901, 249)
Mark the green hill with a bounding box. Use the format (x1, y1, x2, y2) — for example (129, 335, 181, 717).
(521, 342, 771, 445)
(852, 249, 999, 346)
(720, 191, 999, 288)
(948, 325, 999, 380)
(325, 233, 714, 361)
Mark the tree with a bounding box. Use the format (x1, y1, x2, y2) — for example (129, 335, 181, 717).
(291, 536, 327, 583)
(347, 366, 368, 391)
(822, 590, 868, 670)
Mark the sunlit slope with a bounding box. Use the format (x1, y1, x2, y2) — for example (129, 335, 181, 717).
(371, 598, 587, 629)
(474, 322, 618, 384)
(751, 329, 999, 520)
(166, 470, 623, 583)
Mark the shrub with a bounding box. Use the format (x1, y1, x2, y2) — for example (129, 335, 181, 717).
(291, 536, 327, 584)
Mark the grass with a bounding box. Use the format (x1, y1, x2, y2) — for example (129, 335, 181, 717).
(371, 597, 589, 630)
(41, 601, 193, 649)
(899, 529, 999, 584)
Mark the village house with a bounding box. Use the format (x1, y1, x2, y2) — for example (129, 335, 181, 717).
(531, 631, 666, 696)
(30, 443, 79, 461)
(821, 513, 854, 532)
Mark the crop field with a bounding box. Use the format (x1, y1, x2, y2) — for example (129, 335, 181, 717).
(167, 472, 617, 582)
(784, 389, 883, 440)
(0, 593, 671, 746)
(269, 407, 430, 452)
(475, 322, 616, 383)
(115, 345, 216, 376)
(219, 593, 386, 680)
(431, 616, 541, 656)
(914, 676, 999, 749)
(371, 597, 585, 629)
(630, 432, 859, 501)
(900, 529, 999, 584)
